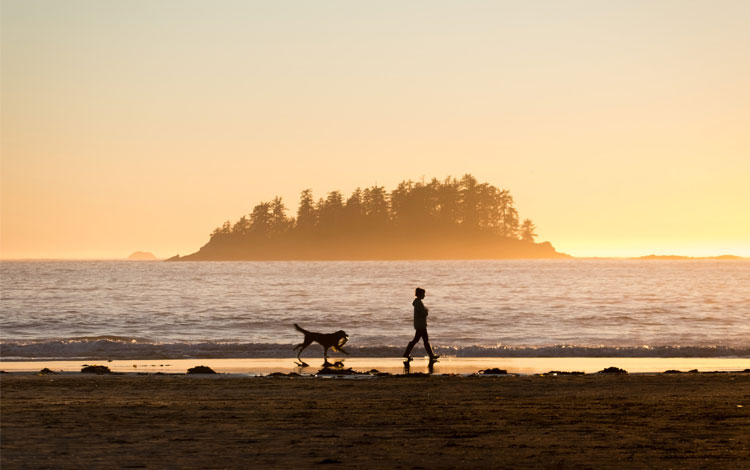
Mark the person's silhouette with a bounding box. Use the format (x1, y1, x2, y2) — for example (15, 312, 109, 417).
(403, 287, 439, 363)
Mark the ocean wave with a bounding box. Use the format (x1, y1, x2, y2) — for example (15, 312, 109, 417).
(1, 338, 749, 360)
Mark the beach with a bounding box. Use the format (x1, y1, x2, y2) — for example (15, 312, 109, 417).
(2, 372, 749, 469)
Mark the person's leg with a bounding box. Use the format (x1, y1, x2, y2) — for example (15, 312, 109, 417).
(403, 329, 422, 357)
(421, 328, 436, 358)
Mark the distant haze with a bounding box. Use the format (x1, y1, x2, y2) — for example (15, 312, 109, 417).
(2, 1, 748, 259)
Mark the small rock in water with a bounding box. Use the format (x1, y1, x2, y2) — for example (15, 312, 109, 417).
(187, 365, 216, 374)
(663, 369, 683, 374)
(597, 367, 627, 375)
(81, 365, 111, 374)
(39, 368, 56, 375)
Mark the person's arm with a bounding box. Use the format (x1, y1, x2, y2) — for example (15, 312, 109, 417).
(415, 299, 428, 317)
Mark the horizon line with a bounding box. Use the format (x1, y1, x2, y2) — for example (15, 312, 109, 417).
(1, 254, 746, 262)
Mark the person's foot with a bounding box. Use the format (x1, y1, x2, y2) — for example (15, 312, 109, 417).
(429, 355, 440, 362)
(403, 356, 413, 362)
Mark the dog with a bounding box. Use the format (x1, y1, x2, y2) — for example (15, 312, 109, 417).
(293, 323, 349, 366)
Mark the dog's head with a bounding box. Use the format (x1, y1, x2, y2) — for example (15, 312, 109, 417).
(333, 330, 348, 350)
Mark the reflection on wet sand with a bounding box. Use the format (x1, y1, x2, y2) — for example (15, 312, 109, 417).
(1, 357, 748, 375)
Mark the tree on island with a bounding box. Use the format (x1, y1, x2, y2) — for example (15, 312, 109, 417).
(179, 174, 567, 260)
(520, 219, 537, 243)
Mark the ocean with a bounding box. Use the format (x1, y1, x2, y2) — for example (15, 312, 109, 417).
(1, 260, 749, 360)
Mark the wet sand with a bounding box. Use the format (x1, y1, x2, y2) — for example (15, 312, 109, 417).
(2, 356, 749, 375)
(2, 373, 749, 469)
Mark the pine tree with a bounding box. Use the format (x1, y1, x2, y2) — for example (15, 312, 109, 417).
(520, 219, 537, 242)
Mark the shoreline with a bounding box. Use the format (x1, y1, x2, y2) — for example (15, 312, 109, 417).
(2, 356, 749, 375)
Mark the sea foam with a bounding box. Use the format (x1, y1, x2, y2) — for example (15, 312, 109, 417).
(2, 338, 748, 360)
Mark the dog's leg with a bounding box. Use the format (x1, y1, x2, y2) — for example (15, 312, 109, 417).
(295, 339, 312, 366)
(296, 342, 310, 359)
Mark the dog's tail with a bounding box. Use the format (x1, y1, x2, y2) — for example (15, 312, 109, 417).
(293, 323, 307, 334)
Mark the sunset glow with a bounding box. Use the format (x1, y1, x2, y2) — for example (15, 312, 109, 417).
(2, 1, 749, 259)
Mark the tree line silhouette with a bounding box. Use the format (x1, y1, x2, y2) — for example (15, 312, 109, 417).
(177, 175, 565, 260)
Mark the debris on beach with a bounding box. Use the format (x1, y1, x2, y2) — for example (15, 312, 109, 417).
(187, 365, 216, 374)
(315, 367, 389, 376)
(478, 368, 508, 375)
(315, 458, 342, 465)
(267, 372, 302, 378)
(542, 370, 584, 376)
(396, 372, 431, 377)
(316, 367, 362, 376)
(597, 367, 628, 374)
(80, 365, 111, 374)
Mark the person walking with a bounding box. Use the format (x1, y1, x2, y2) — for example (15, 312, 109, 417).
(403, 287, 439, 363)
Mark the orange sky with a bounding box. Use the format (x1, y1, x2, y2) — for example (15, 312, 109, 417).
(2, 1, 749, 259)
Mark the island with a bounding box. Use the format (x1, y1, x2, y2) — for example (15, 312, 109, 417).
(171, 175, 569, 261)
(127, 251, 158, 261)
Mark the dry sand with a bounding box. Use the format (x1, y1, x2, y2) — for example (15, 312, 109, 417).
(2, 373, 749, 469)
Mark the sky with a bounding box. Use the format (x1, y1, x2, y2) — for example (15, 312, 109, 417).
(2, 0, 749, 259)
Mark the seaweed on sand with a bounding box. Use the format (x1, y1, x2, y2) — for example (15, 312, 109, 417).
(81, 365, 111, 374)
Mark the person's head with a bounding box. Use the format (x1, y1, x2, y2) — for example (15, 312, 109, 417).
(415, 287, 426, 299)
